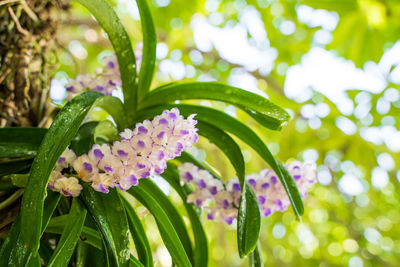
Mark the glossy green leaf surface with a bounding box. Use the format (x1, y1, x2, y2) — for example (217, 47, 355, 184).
(75, 0, 138, 118)
(249, 244, 263, 267)
(121, 197, 153, 267)
(237, 183, 261, 258)
(48, 198, 87, 267)
(9, 91, 102, 266)
(126, 185, 192, 267)
(70, 121, 99, 156)
(80, 185, 130, 267)
(95, 95, 129, 131)
(136, 0, 157, 100)
(0, 127, 47, 158)
(162, 166, 209, 267)
(46, 216, 102, 250)
(0, 158, 33, 176)
(139, 82, 290, 130)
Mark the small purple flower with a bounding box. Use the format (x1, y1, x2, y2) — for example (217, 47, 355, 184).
(98, 184, 109, 194)
(117, 150, 129, 157)
(157, 131, 166, 139)
(222, 199, 230, 209)
(225, 217, 234, 225)
(263, 208, 272, 217)
(195, 199, 202, 206)
(293, 174, 301, 180)
(184, 172, 193, 181)
(198, 179, 206, 188)
(261, 182, 270, 189)
(210, 186, 218, 195)
(94, 149, 104, 159)
(248, 179, 256, 187)
(257, 196, 266, 205)
(233, 183, 241, 191)
(83, 162, 93, 172)
(138, 126, 148, 134)
(159, 118, 168, 125)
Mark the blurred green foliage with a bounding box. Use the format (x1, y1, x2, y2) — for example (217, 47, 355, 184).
(54, 0, 400, 266)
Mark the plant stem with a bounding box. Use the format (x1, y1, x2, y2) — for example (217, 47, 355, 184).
(0, 189, 24, 212)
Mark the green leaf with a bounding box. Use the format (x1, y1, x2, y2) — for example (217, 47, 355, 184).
(0, 158, 33, 176)
(138, 82, 290, 130)
(47, 198, 87, 267)
(195, 121, 261, 257)
(249, 244, 263, 267)
(41, 191, 62, 235)
(136, 179, 193, 263)
(76, 241, 89, 267)
(94, 120, 120, 143)
(0, 127, 47, 158)
(125, 184, 192, 267)
(237, 183, 260, 258)
(46, 217, 144, 267)
(162, 166, 209, 267)
(136, 0, 157, 100)
(95, 95, 128, 131)
(7, 91, 102, 266)
(46, 216, 102, 250)
(75, 0, 138, 118)
(134, 104, 304, 217)
(80, 185, 131, 267)
(121, 197, 153, 267)
(0, 190, 60, 266)
(70, 121, 99, 156)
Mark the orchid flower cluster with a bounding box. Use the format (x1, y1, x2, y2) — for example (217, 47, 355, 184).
(178, 161, 316, 225)
(48, 108, 198, 197)
(65, 55, 121, 99)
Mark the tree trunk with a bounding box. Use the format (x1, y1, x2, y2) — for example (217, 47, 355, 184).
(0, 0, 67, 127)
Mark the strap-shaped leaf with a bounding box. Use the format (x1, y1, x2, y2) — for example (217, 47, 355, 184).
(138, 82, 289, 130)
(0, 158, 33, 176)
(195, 122, 260, 257)
(46, 216, 102, 250)
(75, 0, 138, 118)
(0, 190, 60, 266)
(121, 197, 153, 267)
(136, 179, 193, 263)
(125, 185, 192, 267)
(95, 95, 129, 131)
(136, 0, 157, 100)
(70, 122, 99, 156)
(45, 217, 144, 267)
(0, 127, 47, 158)
(80, 185, 130, 267)
(76, 241, 89, 267)
(134, 104, 304, 217)
(162, 166, 209, 267)
(249, 244, 263, 267)
(6, 91, 102, 266)
(48, 198, 87, 267)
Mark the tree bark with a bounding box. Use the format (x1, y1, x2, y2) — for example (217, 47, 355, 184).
(0, 0, 67, 127)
